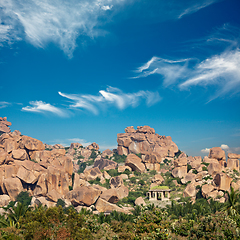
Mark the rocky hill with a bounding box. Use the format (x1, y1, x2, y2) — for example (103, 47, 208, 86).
(0, 117, 239, 214)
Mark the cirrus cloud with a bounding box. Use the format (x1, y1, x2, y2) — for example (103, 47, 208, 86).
(22, 100, 69, 117)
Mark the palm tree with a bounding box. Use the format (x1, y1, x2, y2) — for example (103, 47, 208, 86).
(224, 186, 240, 216)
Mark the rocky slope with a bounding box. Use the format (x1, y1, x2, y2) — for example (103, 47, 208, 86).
(0, 117, 240, 214)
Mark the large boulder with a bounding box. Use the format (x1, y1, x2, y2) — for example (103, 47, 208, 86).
(227, 158, 239, 171)
(183, 183, 196, 198)
(19, 136, 45, 151)
(172, 166, 187, 178)
(0, 117, 11, 134)
(0, 194, 11, 207)
(86, 142, 99, 151)
(214, 173, 232, 191)
(66, 186, 101, 207)
(3, 177, 24, 201)
(83, 167, 102, 181)
(12, 149, 29, 161)
(135, 197, 146, 206)
(181, 172, 196, 184)
(116, 185, 129, 199)
(201, 184, 215, 198)
(207, 162, 222, 176)
(110, 176, 123, 189)
(100, 189, 119, 203)
(174, 157, 187, 167)
(93, 158, 118, 170)
(125, 154, 145, 173)
(144, 153, 162, 163)
(95, 198, 127, 213)
(228, 153, 240, 159)
(101, 149, 113, 158)
(208, 147, 226, 161)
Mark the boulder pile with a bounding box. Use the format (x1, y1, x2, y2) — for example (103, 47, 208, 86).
(0, 117, 11, 135)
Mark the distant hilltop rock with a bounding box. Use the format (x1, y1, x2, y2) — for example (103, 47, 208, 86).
(0, 117, 11, 135)
(117, 125, 179, 160)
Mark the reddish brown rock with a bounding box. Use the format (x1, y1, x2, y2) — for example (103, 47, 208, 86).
(144, 153, 161, 163)
(94, 158, 118, 170)
(118, 165, 132, 173)
(0, 151, 7, 165)
(135, 197, 146, 206)
(145, 163, 160, 171)
(125, 126, 136, 133)
(117, 146, 129, 155)
(174, 157, 187, 167)
(19, 136, 45, 151)
(86, 142, 99, 151)
(181, 172, 196, 184)
(46, 189, 63, 202)
(3, 177, 24, 201)
(0, 194, 11, 207)
(136, 126, 155, 134)
(183, 183, 196, 197)
(101, 149, 113, 158)
(125, 154, 145, 173)
(202, 184, 215, 198)
(209, 147, 226, 161)
(16, 165, 39, 184)
(100, 188, 119, 203)
(117, 185, 129, 199)
(70, 143, 83, 149)
(207, 162, 222, 176)
(0, 117, 11, 134)
(95, 198, 127, 213)
(227, 158, 239, 171)
(172, 166, 187, 178)
(12, 149, 28, 161)
(214, 173, 232, 191)
(152, 174, 164, 184)
(33, 173, 48, 196)
(228, 153, 240, 159)
(66, 186, 101, 206)
(84, 167, 102, 181)
(110, 176, 123, 189)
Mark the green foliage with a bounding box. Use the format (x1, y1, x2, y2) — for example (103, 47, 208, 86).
(122, 169, 131, 175)
(111, 153, 127, 164)
(89, 149, 97, 159)
(77, 155, 84, 159)
(69, 186, 73, 191)
(56, 199, 66, 208)
(130, 177, 136, 183)
(16, 191, 32, 207)
(175, 150, 182, 158)
(77, 162, 87, 174)
(150, 170, 157, 176)
(134, 171, 141, 176)
(192, 169, 198, 174)
(106, 169, 119, 177)
(187, 164, 192, 172)
(30, 159, 38, 163)
(202, 162, 210, 167)
(88, 177, 101, 185)
(202, 166, 208, 171)
(138, 180, 145, 185)
(150, 186, 169, 190)
(135, 153, 142, 158)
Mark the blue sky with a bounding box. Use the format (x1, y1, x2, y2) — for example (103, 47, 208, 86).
(0, 0, 240, 157)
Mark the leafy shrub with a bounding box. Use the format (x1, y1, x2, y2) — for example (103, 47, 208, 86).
(192, 169, 198, 174)
(202, 162, 210, 167)
(106, 169, 119, 177)
(77, 155, 84, 159)
(150, 170, 157, 176)
(89, 150, 97, 159)
(111, 153, 127, 164)
(134, 171, 141, 176)
(130, 177, 136, 183)
(138, 180, 145, 185)
(122, 169, 131, 175)
(202, 166, 208, 171)
(78, 162, 87, 174)
(56, 199, 66, 208)
(175, 150, 182, 158)
(187, 164, 192, 172)
(16, 191, 32, 206)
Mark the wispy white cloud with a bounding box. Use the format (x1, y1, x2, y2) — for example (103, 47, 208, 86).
(59, 86, 161, 115)
(0, 0, 126, 57)
(0, 101, 11, 109)
(22, 100, 68, 117)
(220, 144, 229, 150)
(178, 0, 219, 19)
(133, 25, 240, 100)
(48, 138, 92, 147)
(133, 56, 191, 87)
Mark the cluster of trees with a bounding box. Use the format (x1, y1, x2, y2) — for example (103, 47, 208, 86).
(0, 188, 240, 239)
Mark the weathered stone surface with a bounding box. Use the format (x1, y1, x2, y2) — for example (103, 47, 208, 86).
(144, 153, 161, 163)
(0, 117, 11, 134)
(183, 183, 196, 197)
(195, 171, 208, 181)
(66, 186, 101, 207)
(94, 158, 117, 170)
(73, 173, 90, 190)
(100, 188, 119, 203)
(145, 163, 160, 171)
(117, 146, 129, 155)
(125, 126, 136, 133)
(118, 165, 131, 173)
(189, 156, 202, 169)
(181, 172, 196, 184)
(110, 176, 123, 189)
(3, 177, 23, 201)
(95, 198, 127, 213)
(227, 158, 239, 171)
(136, 126, 155, 134)
(152, 174, 164, 184)
(228, 153, 240, 159)
(16, 165, 39, 184)
(174, 157, 187, 167)
(0, 151, 7, 164)
(46, 189, 63, 202)
(84, 167, 102, 181)
(120, 174, 128, 180)
(19, 136, 45, 151)
(101, 149, 113, 158)
(86, 142, 99, 151)
(209, 147, 226, 161)
(33, 173, 48, 196)
(70, 143, 83, 149)
(207, 162, 222, 176)
(0, 194, 11, 207)
(33, 196, 55, 208)
(12, 149, 28, 161)
(231, 181, 240, 191)
(172, 166, 187, 178)
(117, 185, 129, 199)
(128, 142, 141, 154)
(214, 173, 232, 191)
(203, 156, 219, 164)
(202, 184, 215, 198)
(102, 171, 111, 180)
(125, 154, 145, 173)
(135, 197, 146, 206)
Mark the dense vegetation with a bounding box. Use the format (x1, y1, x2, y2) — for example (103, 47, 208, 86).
(0, 188, 240, 239)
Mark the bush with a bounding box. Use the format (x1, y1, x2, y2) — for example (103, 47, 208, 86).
(134, 171, 141, 176)
(202, 166, 208, 171)
(111, 153, 127, 164)
(56, 199, 66, 208)
(187, 164, 192, 172)
(130, 177, 136, 183)
(16, 191, 32, 206)
(107, 169, 119, 177)
(192, 169, 198, 174)
(89, 150, 97, 159)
